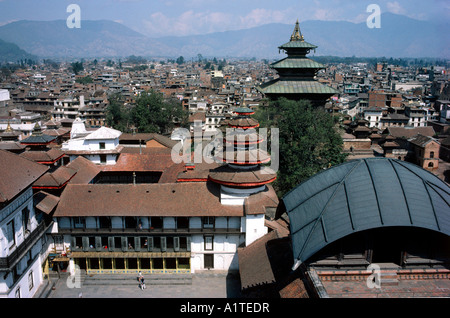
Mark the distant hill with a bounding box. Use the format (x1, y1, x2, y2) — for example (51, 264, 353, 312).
(157, 13, 448, 59)
(0, 38, 37, 63)
(0, 20, 175, 58)
(0, 13, 447, 59)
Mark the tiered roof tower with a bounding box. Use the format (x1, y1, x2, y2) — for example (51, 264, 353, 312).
(257, 20, 338, 105)
(208, 107, 277, 205)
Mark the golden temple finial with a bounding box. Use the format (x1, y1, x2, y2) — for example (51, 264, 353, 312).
(290, 19, 304, 42)
(5, 120, 12, 133)
(32, 122, 43, 136)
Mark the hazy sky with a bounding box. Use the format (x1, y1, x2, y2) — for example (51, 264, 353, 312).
(0, 0, 448, 37)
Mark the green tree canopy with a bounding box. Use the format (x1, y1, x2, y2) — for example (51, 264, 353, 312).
(254, 98, 347, 197)
(106, 90, 187, 134)
(130, 89, 187, 134)
(70, 61, 84, 75)
(176, 56, 185, 65)
(105, 92, 129, 132)
(75, 76, 93, 84)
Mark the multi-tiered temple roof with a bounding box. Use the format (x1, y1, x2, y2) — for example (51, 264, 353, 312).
(208, 107, 277, 189)
(257, 20, 338, 105)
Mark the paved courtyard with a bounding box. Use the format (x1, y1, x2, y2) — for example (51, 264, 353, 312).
(37, 271, 242, 298)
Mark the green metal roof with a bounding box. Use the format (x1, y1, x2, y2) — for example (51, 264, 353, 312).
(21, 133, 55, 144)
(282, 158, 450, 267)
(257, 79, 338, 95)
(270, 57, 325, 69)
(234, 107, 254, 114)
(279, 40, 317, 50)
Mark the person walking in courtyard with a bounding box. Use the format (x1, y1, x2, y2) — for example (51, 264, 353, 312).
(138, 272, 146, 290)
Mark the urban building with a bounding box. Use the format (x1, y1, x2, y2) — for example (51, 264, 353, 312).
(0, 150, 50, 298)
(47, 106, 278, 275)
(237, 158, 450, 298)
(62, 119, 123, 165)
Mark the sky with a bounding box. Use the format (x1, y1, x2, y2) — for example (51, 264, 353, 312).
(0, 0, 448, 37)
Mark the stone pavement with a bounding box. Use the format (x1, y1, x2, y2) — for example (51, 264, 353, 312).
(36, 270, 242, 298)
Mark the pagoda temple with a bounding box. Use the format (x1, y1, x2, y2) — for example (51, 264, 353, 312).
(208, 107, 277, 205)
(257, 20, 338, 105)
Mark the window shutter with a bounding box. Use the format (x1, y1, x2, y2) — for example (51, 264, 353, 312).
(147, 237, 153, 252)
(134, 237, 140, 252)
(95, 237, 102, 251)
(121, 237, 127, 252)
(108, 237, 114, 252)
(186, 236, 191, 252)
(174, 237, 180, 252)
(82, 237, 89, 251)
(70, 236, 76, 250)
(161, 237, 167, 252)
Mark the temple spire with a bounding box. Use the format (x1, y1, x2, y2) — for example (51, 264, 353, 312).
(5, 120, 12, 133)
(290, 19, 304, 42)
(32, 122, 43, 136)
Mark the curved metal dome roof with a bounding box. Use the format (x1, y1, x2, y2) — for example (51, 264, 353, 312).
(282, 158, 450, 268)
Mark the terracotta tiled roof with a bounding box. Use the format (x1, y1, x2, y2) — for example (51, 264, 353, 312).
(176, 162, 221, 182)
(265, 218, 290, 238)
(101, 152, 175, 172)
(216, 149, 272, 165)
(227, 117, 259, 129)
(34, 191, 60, 214)
(244, 185, 279, 215)
(238, 231, 279, 289)
(408, 134, 439, 148)
(386, 126, 435, 138)
(0, 150, 48, 203)
(209, 165, 277, 187)
(20, 148, 65, 163)
(120, 133, 178, 148)
(0, 142, 26, 151)
(33, 166, 77, 189)
(188, 112, 206, 123)
(54, 182, 244, 217)
(66, 156, 101, 184)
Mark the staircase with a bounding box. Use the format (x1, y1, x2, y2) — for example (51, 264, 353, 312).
(380, 270, 399, 286)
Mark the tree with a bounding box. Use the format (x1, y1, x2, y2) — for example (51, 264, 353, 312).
(176, 56, 185, 65)
(254, 98, 347, 197)
(130, 89, 187, 134)
(106, 93, 129, 132)
(70, 61, 84, 75)
(75, 76, 93, 84)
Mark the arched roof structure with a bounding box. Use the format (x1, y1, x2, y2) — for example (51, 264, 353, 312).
(282, 158, 450, 268)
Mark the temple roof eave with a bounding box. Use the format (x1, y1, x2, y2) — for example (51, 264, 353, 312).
(257, 78, 339, 96)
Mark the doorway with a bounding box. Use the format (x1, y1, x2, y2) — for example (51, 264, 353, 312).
(204, 254, 214, 269)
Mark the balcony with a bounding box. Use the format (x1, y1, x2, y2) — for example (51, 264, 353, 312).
(0, 221, 49, 271)
(58, 226, 242, 235)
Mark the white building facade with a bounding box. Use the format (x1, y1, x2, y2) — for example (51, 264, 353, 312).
(0, 187, 49, 298)
(51, 181, 275, 275)
(62, 119, 122, 165)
